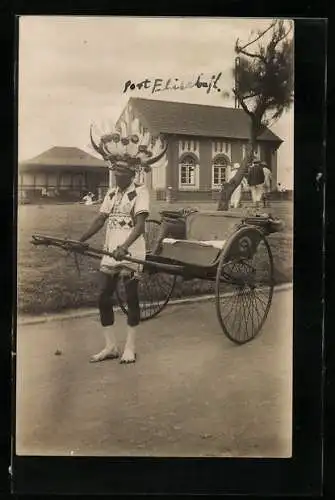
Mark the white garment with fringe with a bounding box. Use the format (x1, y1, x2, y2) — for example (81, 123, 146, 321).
(99, 182, 149, 275)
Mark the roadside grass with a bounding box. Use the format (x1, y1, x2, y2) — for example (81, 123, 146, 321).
(17, 200, 293, 315)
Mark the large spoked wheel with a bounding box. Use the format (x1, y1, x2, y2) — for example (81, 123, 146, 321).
(116, 267, 177, 321)
(215, 227, 274, 344)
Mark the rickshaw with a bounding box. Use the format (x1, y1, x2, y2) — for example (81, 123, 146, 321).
(31, 209, 284, 345)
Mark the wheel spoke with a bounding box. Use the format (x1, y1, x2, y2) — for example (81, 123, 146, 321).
(250, 290, 264, 325)
(253, 289, 269, 309)
(249, 289, 264, 335)
(220, 291, 239, 326)
(243, 288, 254, 340)
(241, 289, 251, 341)
(249, 289, 257, 338)
(253, 291, 269, 321)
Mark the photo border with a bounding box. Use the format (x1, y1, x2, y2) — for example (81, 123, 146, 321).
(2, 10, 327, 496)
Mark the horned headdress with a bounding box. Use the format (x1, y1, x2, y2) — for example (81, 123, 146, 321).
(90, 112, 167, 175)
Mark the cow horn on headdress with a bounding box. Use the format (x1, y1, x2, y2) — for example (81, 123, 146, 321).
(90, 118, 168, 175)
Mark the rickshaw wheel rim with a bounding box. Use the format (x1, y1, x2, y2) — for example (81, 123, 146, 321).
(116, 271, 177, 321)
(215, 227, 274, 345)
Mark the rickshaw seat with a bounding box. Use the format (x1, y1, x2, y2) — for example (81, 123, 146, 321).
(157, 211, 244, 267)
(185, 210, 243, 241)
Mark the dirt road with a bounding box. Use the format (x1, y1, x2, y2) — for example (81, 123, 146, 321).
(15, 288, 292, 458)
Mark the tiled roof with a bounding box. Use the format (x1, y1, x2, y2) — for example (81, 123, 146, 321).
(20, 147, 106, 169)
(129, 98, 282, 143)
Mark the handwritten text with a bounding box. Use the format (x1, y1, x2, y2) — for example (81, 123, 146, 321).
(123, 73, 222, 95)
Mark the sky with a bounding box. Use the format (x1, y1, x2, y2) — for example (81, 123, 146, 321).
(19, 16, 294, 188)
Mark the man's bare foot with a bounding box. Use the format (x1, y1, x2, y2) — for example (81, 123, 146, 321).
(90, 346, 120, 363)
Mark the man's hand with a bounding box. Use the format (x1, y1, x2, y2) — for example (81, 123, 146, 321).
(113, 245, 129, 261)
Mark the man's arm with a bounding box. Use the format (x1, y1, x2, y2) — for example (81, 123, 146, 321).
(78, 213, 108, 242)
(263, 168, 272, 188)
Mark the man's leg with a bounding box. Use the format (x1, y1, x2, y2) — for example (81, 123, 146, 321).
(258, 185, 266, 212)
(262, 191, 266, 208)
(120, 274, 140, 363)
(250, 186, 258, 215)
(90, 271, 120, 363)
(264, 187, 271, 211)
(254, 185, 264, 212)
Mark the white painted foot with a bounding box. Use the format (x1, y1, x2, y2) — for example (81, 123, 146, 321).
(120, 347, 136, 364)
(90, 347, 120, 363)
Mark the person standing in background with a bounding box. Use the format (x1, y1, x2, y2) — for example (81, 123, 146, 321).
(228, 163, 248, 209)
(247, 159, 268, 213)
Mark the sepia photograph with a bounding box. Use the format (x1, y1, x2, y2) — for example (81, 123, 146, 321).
(15, 16, 294, 458)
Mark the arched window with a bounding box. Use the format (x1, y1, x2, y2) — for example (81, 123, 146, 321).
(179, 155, 196, 187)
(212, 156, 228, 189)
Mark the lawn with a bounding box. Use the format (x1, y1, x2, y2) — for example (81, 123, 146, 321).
(17, 199, 293, 315)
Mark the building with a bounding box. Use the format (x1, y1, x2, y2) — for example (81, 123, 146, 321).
(116, 98, 283, 201)
(19, 146, 109, 202)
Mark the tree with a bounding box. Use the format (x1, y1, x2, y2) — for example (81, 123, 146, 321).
(217, 20, 294, 210)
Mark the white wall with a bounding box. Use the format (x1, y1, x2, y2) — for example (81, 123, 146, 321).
(272, 108, 294, 190)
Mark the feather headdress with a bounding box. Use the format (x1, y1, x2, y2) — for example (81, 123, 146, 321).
(90, 113, 167, 174)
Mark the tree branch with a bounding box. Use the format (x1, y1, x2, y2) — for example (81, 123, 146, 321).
(238, 21, 276, 52)
(236, 47, 267, 63)
(243, 92, 262, 99)
(255, 96, 270, 123)
(275, 24, 293, 46)
(268, 21, 292, 54)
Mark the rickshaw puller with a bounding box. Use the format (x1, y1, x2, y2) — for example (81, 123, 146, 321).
(78, 161, 149, 364)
